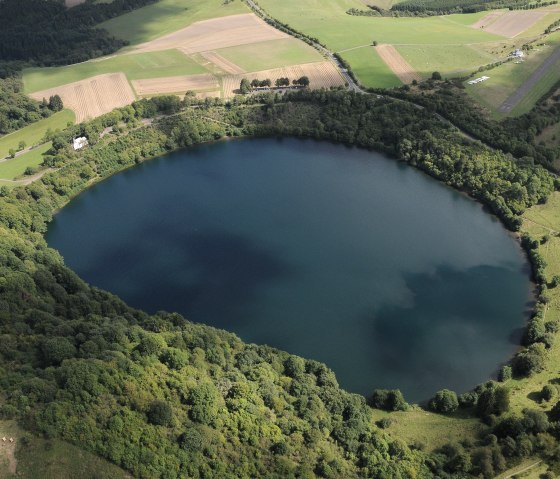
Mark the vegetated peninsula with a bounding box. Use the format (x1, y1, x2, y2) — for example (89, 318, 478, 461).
(0, 0, 560, 478)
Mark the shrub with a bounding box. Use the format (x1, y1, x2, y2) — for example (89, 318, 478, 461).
(512, 343, 546, 377)
(147, 400, 173, 426)
(541, 384, 556, 402)
(429, 389, 459, 413)
(370, 389, 408, 411)
(498, 365, 512, 382)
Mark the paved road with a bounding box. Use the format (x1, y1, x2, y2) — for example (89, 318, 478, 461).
(498, 46, 560, 113)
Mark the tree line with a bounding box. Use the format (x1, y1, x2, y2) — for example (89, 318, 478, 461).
(239, 76, 310, 94)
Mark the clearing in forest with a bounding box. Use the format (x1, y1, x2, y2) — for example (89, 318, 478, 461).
(133, 14, 288, 55)
(132, 74, 220, 96)
(375, 44, 422, 84)
(29, 73, 136, 123)
(483, 11, 548, 37)
(221, 61, 345, 98)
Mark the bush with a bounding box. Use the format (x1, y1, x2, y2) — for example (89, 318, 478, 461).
(541, 384, 556, 402)
(147, 400, 173, 426)
(376, 417, 395, 429)
(498, 365, 512, 382)
(369, 389, 408, 411)
(512, 343, 546, 377)
(178, 428, 203, 452)
(429, 389, 458, 413)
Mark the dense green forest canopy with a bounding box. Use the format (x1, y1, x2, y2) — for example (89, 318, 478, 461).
(0, 0, 156, 74)
(0, 78, 62, 136)
(0, 90, 560, 478)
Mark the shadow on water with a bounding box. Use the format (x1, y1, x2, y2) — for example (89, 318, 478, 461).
(365, 264, 529, 401)
(86, 228, 295, 329)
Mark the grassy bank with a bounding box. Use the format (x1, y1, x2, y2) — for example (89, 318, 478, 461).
(0, 110, 74, 159)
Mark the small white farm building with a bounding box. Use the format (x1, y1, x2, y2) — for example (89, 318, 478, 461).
(73, 137, 89, 150)
(512, 49, 524, 58)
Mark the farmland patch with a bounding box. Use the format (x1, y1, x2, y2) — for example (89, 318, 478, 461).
(483, 11, 548, 37)
(132, 74, 220, 96)
(133, 14, 288, 55)
(29, 74, 136, 123)
(376, 44, 422, 84)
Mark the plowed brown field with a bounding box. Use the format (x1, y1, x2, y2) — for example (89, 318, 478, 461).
(471, 11, 504, 29)
(376, 45, 422, 84)
(132, 74, 220, 95)
(29, 73, 136, 123)
(222, 61, 344, 97)
(133, 13, 288, 54)
(483, 11, 547, 37)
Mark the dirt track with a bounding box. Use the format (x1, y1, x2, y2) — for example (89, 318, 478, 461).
(483, 11, 547, 37)
(376, 44, 422, 84)
(132, 74, 220, 96)
(133, 13, 288, 54)
(30, 73, 136, 122)
(498, 45, 560, 113)
(222, 61, 345, 97)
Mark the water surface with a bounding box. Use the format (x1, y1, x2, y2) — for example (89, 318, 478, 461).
(47, 138, 531, 401)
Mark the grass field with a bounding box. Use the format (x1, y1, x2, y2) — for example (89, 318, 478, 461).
(397, 44, 495, 77)
(341, 47, 401, 87)
(0, 143, 51, 181)
(0, 110, 74, 160)
(370, 407, 484, 452)
(100, 0, 248, 46)
(23, 50, 206, 93)
(215, 38, 323, 72)
(0, 420, 130, 479)
(465, 31, 560, 117)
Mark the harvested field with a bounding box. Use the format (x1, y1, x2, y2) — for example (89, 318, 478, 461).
(471, 11, 504, 30)
(65, 0, 86, 6)
(222, 61, 344, 98)
(29, 73, 135, 123)
(133, 13, 288, 54)
(376, 44, 422, 84)
(483, 11, 547, 37)
(200, 51, 246, 74)
(132, 74, 219, 95)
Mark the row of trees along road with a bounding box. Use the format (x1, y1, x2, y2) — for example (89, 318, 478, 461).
(239, 76, 310, 94)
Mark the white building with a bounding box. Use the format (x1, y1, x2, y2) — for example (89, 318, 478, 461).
(73, 137, 89, 150)
(512, 49, 524, 58)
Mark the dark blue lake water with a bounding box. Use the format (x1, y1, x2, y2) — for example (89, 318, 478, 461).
(46, 138, 532, 401)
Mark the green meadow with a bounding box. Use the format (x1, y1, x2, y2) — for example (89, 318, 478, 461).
(215, 38, 323, 72)
(397, 44, 495, 77)
(23, 50, 206, 93)
(0, 143, 51, 181)
(0, 110, 74, 159)
(99, 0, 248, 46)
(342, 47, 401, 88)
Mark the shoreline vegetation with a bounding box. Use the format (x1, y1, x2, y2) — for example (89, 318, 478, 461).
(1, 89, 560, 477)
